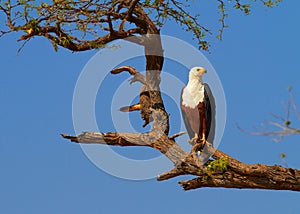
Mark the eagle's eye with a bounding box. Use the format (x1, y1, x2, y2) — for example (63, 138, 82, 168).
(196, 68, 200, 71)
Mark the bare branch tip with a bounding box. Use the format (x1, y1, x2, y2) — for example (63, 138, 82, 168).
(61, 134, 79, 143)
(178, 180, 189, 191)
(169, 132, 186, 140)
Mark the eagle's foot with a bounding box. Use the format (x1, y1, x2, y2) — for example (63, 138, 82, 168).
(196, 139, 207, 156)
(188, 138, 198, 145)
(196, 133, 206, 152)
(188, 133, 198, 145)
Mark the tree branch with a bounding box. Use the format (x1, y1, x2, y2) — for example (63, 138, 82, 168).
(61, 132, 300, 192)
(237, 88, 300, 142)
(179, 166, 300, 191)
(111, 65, 146, 85)
(61, 132, 188, 165)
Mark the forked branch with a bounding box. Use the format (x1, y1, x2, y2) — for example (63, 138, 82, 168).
(111, 66, 146, 85)
(238, 87, 300, 142)
(61, 132, 300, 191)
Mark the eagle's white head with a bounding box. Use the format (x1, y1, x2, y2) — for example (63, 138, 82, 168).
(189, 67, 207, 81)
(182, 66, 207, 107)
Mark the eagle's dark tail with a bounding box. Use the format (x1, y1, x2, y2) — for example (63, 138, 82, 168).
(119, 103, 141, 112)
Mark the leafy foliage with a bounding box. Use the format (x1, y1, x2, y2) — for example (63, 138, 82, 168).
(206, 157, 228, 175)
(0, 0, 282, 52)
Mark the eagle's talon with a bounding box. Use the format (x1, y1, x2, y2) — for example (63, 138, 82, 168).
(188, 133, 198, 145)
(195, 140, 207, 156)
(188, 138, 197, 145)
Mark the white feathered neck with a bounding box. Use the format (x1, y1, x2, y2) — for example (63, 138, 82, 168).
(182, 76, 205, 108)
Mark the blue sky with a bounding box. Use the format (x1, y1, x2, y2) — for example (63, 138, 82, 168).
(1, 1, 300, 214)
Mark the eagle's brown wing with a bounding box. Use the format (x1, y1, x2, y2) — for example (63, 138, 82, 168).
(204, 83, 216, 145)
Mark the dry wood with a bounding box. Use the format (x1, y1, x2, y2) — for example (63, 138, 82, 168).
(61, 132, 300, 191)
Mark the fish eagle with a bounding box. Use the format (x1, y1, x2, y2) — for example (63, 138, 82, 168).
(181, 67, 216, 148)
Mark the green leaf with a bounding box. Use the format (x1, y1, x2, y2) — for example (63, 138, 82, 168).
(51, 40, 58, 52)
(144, 0, 151, 5)
(280, 153, 286, 158)
(284, 121, 291, 126)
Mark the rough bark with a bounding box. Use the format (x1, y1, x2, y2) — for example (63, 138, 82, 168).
(62, 132, 300, 192)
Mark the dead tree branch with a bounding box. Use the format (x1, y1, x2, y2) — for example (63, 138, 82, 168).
(111, 66, 146, 85)
(61, 132, 300, 192)
(237, 88, 300, 142)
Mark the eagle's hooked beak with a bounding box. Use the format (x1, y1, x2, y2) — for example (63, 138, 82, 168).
(199, 68, 207, 75)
